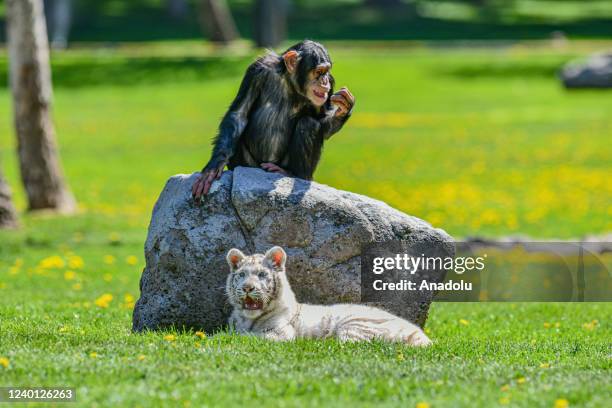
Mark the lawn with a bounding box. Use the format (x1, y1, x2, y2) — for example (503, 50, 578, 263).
(0, 41, 610, 407)
(1, 41, 611, 237)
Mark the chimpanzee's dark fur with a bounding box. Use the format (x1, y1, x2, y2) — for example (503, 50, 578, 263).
(201, 40, 352, 180)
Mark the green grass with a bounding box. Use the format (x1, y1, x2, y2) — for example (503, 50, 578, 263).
(1, 41, 610, 237)
(1, 289, 609, 406)
(0, 41, 611, 406)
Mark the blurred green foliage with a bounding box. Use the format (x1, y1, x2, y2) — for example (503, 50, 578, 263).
(0, 0, 611, 42)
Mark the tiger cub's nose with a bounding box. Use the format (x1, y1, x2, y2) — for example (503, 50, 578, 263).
(242, 284, 254, 293)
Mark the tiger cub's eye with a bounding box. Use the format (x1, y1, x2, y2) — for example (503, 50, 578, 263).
(258, 271, 267, 279)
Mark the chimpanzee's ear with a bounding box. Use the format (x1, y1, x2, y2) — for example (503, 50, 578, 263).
(226, 248, 246, 271)
(282, 50, 299, 74)
(264, 246, 287, 270)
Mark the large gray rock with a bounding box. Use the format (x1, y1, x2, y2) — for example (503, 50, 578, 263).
(561, 53, 612, 88)
(133, 167, 454, 333)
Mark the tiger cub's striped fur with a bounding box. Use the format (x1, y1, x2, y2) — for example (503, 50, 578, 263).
(225, 246, 431, 346)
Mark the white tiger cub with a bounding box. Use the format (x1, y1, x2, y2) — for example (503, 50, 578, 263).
(225, 246, 432, 346)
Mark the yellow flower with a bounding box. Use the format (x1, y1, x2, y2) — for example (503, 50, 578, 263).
(459, 319, 469, 325)
(396, 352, 405, 361)
(64, 270, 76, 281)
(9, 266, 19, 275)
(540, 363, 550, 369)
(89, 352, 98, 359)
(68, 255, 84, 269)
(103, 273, 113, 282)
(416, 403, 430, 408)
(0, 357, 9, 368)
(544, 322, 551, 328)
(94, 293, 113, 308)
(108, 232, 121, 243)
(517, 377, 526, 384)
(137, 354, 146, 361)
(164, 334, 176, 342)
(554, 399, 569, 408)
(59, 326, 69, 333)
(582, 320, 599, 331)
(499, 397, 510, 405)
(194, 342, 201, 348)
(195, 331, 206, 339)
(72, 283, 82, 291)
(38, 255, 65, 269)
(126, 256, 139, 266)
(554, 322, 561, 328)
(103, 255, 116, 265)
(121, 293, 136, 309)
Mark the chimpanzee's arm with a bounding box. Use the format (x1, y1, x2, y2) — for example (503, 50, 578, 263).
(320, 86, 355, 140)
(202, 64, 265, 172)
(319, 109, 352, 140)
(284, 87, 355, 180)
(193, 64, 266, 198)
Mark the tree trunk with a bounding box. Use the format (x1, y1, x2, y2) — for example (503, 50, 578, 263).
(0, 166, 19, 229)
(48, 0, 73, 49)
(167, 0, 189, 20)
(7, 0, 75, 213)
(198, 0, 239, 44)
(254, 0, 288, 48)
(364, 0, 403, 7)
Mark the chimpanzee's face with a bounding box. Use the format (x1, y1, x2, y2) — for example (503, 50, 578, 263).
(305, 63, 331, 107)
(283, 41, 334, 109)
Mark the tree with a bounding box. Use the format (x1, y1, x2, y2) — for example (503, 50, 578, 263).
(254, 0, 288, 48)
(46, 0, 74, 49)
(365, 0, 404, 7)
(198, 0, 239, 44)
(167, 0, 190, 20)
(6, 0, 75, 213)
(0, 165, 19, 229)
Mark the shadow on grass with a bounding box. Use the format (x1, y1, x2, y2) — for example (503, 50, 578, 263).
(435, 59, 566, 79)
(0, 56, 252, 88)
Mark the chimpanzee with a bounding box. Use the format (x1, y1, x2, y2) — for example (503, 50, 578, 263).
(192, 40, 355, 199)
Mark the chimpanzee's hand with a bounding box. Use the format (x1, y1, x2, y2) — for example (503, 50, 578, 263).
(330, 87, 355, 117)
(192, 163, 225, 201)
(261, 163, 290, 176)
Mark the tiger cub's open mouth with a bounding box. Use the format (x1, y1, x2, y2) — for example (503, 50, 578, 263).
(242, 296, 263, 310)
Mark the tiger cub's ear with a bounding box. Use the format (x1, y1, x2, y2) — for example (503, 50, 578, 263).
(264, 246, 286, 270)
(226, 248, 246, 271)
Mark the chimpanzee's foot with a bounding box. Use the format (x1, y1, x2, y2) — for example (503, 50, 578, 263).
(260, 163, 290, 176)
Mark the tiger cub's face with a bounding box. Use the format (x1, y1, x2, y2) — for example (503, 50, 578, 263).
(225, 246, 287, 318)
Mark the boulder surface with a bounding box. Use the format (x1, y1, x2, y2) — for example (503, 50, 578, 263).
(133, 167, 454, 333)
(561, 53, 612, 88)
